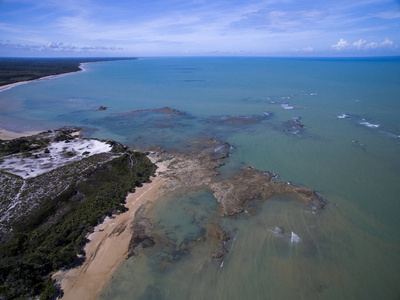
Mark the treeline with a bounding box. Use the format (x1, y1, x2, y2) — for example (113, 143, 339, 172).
(0, 136, 50, 157)
(0, 57, 137, 87)
(0, 151, 156, 299)
(0, 128, 79, 157)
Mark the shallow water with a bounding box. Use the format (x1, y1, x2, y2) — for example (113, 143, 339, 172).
(1, 57, 399, 299)
(101, 191, 400, 300)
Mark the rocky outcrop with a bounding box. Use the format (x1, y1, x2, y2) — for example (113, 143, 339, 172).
(128, 206, 155, 256)
(129, 138, 325, 260)
(210, 166, 325, 217)
(207, 222, 231, 259)
(147, 138, 230, 192)
(113, 107, 185, 117)
(146, 139, 325, 218)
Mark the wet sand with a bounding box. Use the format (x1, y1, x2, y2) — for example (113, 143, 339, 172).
(53, 160, 168, 300)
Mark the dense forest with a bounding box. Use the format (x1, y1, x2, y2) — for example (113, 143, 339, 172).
(0, 57, 136, 87)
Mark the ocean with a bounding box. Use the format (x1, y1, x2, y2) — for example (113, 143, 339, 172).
(1, 57, 400, 299)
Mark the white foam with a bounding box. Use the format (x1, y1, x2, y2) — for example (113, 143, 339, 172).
(360, 121, 380, 128)
(337, 114, 349, 119)
(214, 145, 225, 153)
(281, 104, 294, 110)
(0, 81, 29, 93)
(383, 132, 400, 138)
(290, 232, 301, 243)
(271, 226, 285, 238)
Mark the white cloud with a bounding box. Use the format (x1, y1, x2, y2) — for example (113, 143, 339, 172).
(0, 41, 122, 53)
(332, 38, 350, 50)
(332, 38, 396, 51)
(47, 42, 78, 50)
(292, 46, 314, 53)
(353, 39, 367, 49)
(381, 37, 393, 46)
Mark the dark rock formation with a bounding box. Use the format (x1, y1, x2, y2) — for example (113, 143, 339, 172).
(131, 138, 326, 264)
(114, 107, 185, 117)
(128, 206, 155, 256)
(148, 138, 230, 192)
(208, 112, 272, 125)
(283, 117, 305, 134)
(210, 166, 325, 217)
(207, 222, 231, 259)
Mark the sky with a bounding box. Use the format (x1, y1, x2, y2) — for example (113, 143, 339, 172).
(0, 0, 400, 57)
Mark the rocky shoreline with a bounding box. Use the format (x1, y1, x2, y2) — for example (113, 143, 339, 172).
(129, 137, 326, 264)
(0, 130, 326, 299)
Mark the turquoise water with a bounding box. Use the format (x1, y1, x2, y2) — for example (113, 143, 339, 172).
(1, 57, 400, 299)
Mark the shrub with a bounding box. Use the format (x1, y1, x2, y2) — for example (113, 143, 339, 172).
(0, 149, 156, 299)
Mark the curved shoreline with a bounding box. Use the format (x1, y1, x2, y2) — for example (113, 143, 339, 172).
(53, 178, 166, 299)
(0, 128, 43, 140)
(0, 58, 137, 93)
(0, 64, 85, 93)
(53, 160, 168, 300)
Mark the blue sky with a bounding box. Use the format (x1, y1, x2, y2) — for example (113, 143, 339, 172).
(0, 0, 399, 57)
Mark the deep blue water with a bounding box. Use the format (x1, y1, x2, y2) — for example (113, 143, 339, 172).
(1, 57, 400, 299)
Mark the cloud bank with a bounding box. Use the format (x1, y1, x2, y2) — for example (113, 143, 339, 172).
(332, 38, 396, 51)
(0, 41, 122, 55)
(0, 0, 399, 56)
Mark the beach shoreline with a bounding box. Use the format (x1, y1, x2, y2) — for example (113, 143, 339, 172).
(53, 159, 168, 300)
(0, 58, 137, 94)
(0, 128, 43, 140)
(0, 64, 84, 93)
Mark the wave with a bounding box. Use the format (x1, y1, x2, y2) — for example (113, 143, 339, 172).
(281, 104, 294, 110)
(337, 114, 349, 119)
(360, 121, 380, 128)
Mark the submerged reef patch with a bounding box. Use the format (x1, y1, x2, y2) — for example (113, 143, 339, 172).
(206, 112, 272, 126)
(113, 107, 185, 117)
(210, 166, 325, 217)
(129, 138, 326, 264)
(282, 117, 306, 136)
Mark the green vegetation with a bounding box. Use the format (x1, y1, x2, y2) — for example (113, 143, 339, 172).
(0, 147, 156, 299)
(0, 136, 50, 157)
(0, 57, 137, 87)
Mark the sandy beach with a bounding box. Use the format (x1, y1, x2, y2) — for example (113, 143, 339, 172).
(0, 128, 43, 140)
(53, 160, 168, 300)
(0, 64, 84, 93)
(0, 66, 84, 141)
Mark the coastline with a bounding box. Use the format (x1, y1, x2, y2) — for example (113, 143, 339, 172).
(0, 57, 137, 93)
(0, 64, 84, 93)
(53, 160, 168, 300)
(0, 128, 43, 140)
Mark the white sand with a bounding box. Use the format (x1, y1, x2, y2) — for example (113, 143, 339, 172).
(0, 139, 113, 179)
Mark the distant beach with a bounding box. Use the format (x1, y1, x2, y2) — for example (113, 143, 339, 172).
(0, 64, 85, 93)
(0, 127, 42, 140)
(0, 57, 137, 92)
